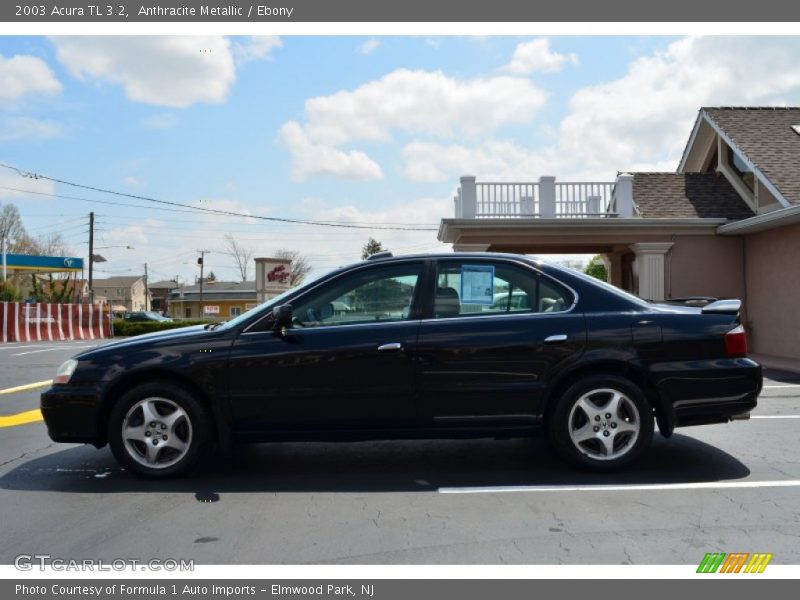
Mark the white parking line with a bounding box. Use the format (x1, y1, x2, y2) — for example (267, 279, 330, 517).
(751, 415, 800, 419)
(763, 384, 800, 389)
(438, 479, 800, 494)
(10, 345, 91, 356)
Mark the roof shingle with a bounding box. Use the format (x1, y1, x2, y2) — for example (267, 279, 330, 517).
(632, 172, 755, 220)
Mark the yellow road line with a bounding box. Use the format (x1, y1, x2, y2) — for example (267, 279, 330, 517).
(0, 380, 53, 396)
(0, 409, 43, 428)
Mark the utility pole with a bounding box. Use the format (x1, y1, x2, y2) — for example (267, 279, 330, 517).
(1, 233, 7, 281)
(88, 212, 95, 304)
(143, 262, 149, 311)
(197, 250, 208, 318)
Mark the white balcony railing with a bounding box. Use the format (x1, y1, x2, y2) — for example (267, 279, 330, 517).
(454, 174, 635, 219)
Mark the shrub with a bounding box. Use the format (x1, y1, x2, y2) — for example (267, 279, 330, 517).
(0, 280, 23, 302)
(112, 319, 215, 337)
(583, 255, 608, 282)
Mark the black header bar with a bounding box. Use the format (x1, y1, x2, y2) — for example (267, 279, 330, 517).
(3, 0, 800, 23)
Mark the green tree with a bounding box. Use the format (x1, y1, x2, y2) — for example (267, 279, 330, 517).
(361, 237, 387, 260)
(584, 255, 608, 282)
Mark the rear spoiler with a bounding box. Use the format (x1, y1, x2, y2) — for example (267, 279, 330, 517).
(701, 299, 741, 315)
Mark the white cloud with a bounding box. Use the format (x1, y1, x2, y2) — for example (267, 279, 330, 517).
(51, 36, 236, 108)
(0, 116, 64, 142)
(280, 68, 547, 181)
(0, 53, 61, 102)
(0, 164, 56, 200)
(301, 69, 547, 146)
(279, 121, 384, 182)
(558, 36, 800, 175)
(232, 36, 282, 64)
(503, 38, 578, 75)
(123, 176, 140, 186)
(359, 39, 381, 55)
(141, 113, 179, 129)
(409, 37, 800, 184)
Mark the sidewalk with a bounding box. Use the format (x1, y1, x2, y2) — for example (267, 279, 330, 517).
(750, 353, 800, 376)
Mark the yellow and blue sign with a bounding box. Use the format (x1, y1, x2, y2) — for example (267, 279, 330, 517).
(3, 254, 83, 273)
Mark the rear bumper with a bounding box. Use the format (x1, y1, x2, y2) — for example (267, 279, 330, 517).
(651, 357, 762, 428)
(40, 386, 104, 445)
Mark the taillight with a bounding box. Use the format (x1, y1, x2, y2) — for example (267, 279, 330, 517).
(725, 324, 748, 357)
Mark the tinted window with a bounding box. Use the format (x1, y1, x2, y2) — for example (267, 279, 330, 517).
(292, 264, 423, 328)
(434, 261, 572, 319)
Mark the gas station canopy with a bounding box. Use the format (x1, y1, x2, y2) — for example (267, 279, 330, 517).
(3, 254, 84, 273)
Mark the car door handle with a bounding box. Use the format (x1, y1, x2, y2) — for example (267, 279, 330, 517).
(544, 334, 568, 344)
(377, 342, 403, 352)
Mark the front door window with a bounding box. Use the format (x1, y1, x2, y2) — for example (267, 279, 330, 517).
(291, 264, 423, 328)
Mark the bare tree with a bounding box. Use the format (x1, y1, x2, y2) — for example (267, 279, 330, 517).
(0, 203, 34, 253)
(223, 233, 254, 282)
(275, 249, 312, 286)
(34, 232, 73, 257)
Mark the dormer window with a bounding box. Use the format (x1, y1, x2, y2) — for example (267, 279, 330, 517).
(726, 144, 755, 192)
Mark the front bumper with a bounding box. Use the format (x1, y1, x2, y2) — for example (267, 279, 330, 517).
(40, 385, 104, 445)
(652, 357, 762, 428)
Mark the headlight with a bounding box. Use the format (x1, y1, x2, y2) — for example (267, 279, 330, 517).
(54, 359, 78, 385)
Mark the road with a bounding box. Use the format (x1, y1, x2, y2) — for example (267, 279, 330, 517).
(0, 340, 799, 565)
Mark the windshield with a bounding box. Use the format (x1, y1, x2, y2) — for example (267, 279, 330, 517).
(215, 267, 339, 331)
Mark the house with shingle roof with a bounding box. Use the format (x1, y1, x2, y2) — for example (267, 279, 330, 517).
(438, 106, 800, 363)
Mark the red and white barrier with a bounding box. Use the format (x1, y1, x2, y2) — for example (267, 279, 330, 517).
(0, 303, 111, 343)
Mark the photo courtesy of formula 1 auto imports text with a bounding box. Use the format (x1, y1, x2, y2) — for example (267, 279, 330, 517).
(0, 1, 799, 598)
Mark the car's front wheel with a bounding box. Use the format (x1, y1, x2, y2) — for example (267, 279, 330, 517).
(548, 374, 654, 471)
(108, 381, 212, 479)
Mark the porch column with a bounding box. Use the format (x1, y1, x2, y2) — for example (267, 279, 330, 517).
(629, 242, 673, 301)
(600, 253, 623, 287)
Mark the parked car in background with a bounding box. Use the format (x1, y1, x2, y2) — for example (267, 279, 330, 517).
(42, 253, 761, 478)
(123, 311, 173, 323)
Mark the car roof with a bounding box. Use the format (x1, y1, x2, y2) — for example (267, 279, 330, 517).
(345, 252, 545, 269)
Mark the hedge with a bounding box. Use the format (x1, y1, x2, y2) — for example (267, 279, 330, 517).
(112, 319, 215, 337)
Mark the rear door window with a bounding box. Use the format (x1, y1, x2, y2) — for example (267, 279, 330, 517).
(433, 261, 572, 319)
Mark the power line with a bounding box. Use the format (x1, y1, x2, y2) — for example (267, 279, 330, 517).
(0, 165, 440, 231)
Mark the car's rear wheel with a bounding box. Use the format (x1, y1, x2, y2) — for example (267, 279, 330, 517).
(108, 381, 212, 479)
(548, 374, 654, 471)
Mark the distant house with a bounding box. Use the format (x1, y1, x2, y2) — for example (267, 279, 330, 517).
(92, 276, 150, 312)
(168, 280, 258, 319)
(438, 107, 800, 364)
(148, 280, 177, 314)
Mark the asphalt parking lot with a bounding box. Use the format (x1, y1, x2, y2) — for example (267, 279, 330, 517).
(1, 340, 799, 565)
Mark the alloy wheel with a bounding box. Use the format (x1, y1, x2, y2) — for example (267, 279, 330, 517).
(567, 387, 640, 461)
(121, 397, 193, 469)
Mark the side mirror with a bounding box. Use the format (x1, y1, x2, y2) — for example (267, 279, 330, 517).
(272, 303, 293, 331)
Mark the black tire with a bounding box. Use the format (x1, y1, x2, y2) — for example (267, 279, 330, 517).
(548, 374, 654, 471)
(108, 381, 212, 479)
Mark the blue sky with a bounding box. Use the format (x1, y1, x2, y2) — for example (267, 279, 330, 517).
(2, 35, 799, 283)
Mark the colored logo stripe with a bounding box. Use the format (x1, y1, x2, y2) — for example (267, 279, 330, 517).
(744, 553, 773, 573)
(697, 552, 772, 573)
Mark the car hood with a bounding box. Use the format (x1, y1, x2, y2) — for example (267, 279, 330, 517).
(75, 324, 212, 358)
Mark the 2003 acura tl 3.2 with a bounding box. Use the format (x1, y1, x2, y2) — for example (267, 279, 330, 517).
(41, 253, 762, 478)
